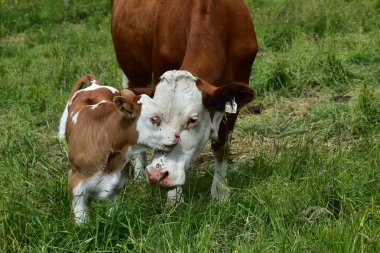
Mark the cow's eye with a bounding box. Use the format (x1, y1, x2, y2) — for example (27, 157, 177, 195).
(187, 116, 198, 128)
(150, 116, 161, 126)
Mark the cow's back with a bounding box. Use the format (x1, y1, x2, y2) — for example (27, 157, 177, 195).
(112, 0, 257, 86)
(155, 0, 257, 84)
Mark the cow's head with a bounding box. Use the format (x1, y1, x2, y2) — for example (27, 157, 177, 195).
(142, 70, 255, 186)
(114, 89, 181, 151)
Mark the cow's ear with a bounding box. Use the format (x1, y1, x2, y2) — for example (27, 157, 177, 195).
(197, 80, 255, 112)
(113, 96, 137, 118)
(129, 87, 156, 98)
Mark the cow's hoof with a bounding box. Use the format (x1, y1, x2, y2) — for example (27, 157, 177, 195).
(211, 186, 231, 202)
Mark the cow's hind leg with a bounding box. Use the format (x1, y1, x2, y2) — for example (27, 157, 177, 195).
(210, 113, 238, 201)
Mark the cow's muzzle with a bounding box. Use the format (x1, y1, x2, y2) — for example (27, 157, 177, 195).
(146, 168, 169, 185)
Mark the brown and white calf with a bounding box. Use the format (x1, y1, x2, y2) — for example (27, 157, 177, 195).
(111, 0, 257, 202)
(59, 75, 180, 224)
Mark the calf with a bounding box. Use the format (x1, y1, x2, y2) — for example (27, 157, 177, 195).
(59, 75, 179, 224)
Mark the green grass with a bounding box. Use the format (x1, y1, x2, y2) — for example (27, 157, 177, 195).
(1, 0, 379, 252)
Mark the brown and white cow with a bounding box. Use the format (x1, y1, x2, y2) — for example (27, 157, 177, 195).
(59, 75, 180, 224)
(111, 0, 258, 202)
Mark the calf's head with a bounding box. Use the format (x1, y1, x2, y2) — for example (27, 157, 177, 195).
(144, 70, 255, 186)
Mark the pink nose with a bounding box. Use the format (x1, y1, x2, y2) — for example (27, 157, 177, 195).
(146, 168, 169, 184)
(174, 132, 181, 144)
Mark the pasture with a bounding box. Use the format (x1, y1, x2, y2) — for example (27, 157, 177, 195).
(1, 0, 379, 252)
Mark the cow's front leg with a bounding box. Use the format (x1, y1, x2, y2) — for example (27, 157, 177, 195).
(166, 187, 184, 207)
(210, 113, 238, 201)
(133, 152, 147, 182)
(211, 142, 231, 201)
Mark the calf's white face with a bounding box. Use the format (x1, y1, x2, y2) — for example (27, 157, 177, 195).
(123, 94, 180, 152)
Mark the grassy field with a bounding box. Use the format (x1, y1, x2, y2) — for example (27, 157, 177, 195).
(1, 0, 379, 252)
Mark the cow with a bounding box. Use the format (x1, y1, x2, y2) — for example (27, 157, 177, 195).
(59, 75, 180, 224)
(111, 0, 258, 202)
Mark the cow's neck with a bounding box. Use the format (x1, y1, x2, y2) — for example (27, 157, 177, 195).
(179, 4, 227, 85)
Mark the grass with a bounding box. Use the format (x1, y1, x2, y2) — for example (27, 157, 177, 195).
(1, 0, 379, 252)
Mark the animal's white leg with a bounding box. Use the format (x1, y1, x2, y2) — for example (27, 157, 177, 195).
(211, 133, 232, 201)
(107, 167, 128, 215)
(72, 183, 89, 225)
(106, 194, 119, 216)
(121, 71, 129, 88)
(166, 186, 184, 207)
(134, 152, 147, 182)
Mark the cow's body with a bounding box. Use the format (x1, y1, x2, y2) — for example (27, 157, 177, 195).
(59, 75, 179, 224)
(111, 0, 258, 201)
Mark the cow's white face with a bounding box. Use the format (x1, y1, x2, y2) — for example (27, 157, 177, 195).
(145, 71, 224, 186)
(145, 70, 255, 187)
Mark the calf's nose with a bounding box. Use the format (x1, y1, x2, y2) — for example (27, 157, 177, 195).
(174, 132, 181, 144)
(164, 133, 181, 148)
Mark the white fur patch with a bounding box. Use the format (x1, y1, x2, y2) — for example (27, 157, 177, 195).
(225, 98, 237, 114)
(58, 102, 69, 140)
(72, 111, 80, 125)
(210, 111, 225, 141)
(90, 100, 107, 110)
(85, 82, 119, 94)
(70, 83, 119, 105)
(121, 71, 129, 88)
(144, 70, 210, 187)
(72, 167, 128, 224)
(160, 70, 198, 83)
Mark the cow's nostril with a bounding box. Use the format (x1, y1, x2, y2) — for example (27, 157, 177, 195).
(175, 132, 180, 139)
(161, 171, 169, 181)
(163, 171, 169, 177)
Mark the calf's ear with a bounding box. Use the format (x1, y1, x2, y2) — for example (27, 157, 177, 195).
(197, 80, 256, 112)
(113, 96, 137, 119)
